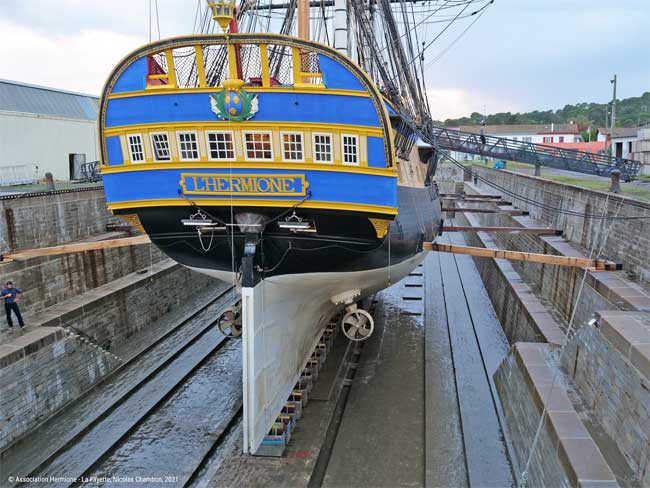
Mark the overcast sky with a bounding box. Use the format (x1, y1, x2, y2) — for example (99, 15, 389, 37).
(1, 0, 648, 119)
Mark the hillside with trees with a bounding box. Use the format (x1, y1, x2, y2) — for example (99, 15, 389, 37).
(443, 92, 650, 130)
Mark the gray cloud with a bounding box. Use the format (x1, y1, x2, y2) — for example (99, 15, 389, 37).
(1, 0, 647, 117)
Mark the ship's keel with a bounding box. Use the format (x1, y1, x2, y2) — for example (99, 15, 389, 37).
(238, 253, 427, 454)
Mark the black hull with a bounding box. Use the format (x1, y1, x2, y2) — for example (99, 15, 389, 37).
(119, 185, 442, 279)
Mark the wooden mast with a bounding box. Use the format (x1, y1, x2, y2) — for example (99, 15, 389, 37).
(298, 0, 309, 40)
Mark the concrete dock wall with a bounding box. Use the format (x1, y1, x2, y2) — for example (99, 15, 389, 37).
(468, 166, 650, 285)
(0, 261, 221, 452)
(1, 244, 165, 316)
(562, 313, 650, 485)
(446, 173, 649, 486)
(38, 260, 219, 351)
(0, 328, 121, 451)
(0, 187, 226, 453)
(495, 343, 616, 487)
(0, 188, 121, 252)
(454, 212, 565, 345)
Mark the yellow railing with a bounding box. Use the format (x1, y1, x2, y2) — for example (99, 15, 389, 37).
(145, 43, 322, 91)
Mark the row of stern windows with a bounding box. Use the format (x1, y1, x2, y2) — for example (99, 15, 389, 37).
(114, 130, 366, 166)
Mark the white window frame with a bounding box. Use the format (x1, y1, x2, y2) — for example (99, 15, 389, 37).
(176, 131, 200, 161)
(522, 136, 532, 143)
(150, 132, 171, 162)
(280, 131, 304, 162)
(341, 133, 359, 166)
(243, 131, 274, 161)
(205, 130, 236, 161)
(127, 133, 145, 164)
(312, 132, 333, 164)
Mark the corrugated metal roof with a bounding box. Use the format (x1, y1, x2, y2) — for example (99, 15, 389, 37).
(0, 79, 98, 121)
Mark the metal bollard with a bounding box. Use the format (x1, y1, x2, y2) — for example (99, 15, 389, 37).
(45, 172, 56, 191)
(609, 169, 621, 194)
(534, 163, 541, 177)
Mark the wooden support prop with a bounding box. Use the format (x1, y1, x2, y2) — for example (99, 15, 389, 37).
(424, 242, 621, 271)
(442, 226, 563, 236)
(441, 207, 529, 216)
(439, 193, 502, 199)
(1, 235, 151, 262)
(441, 198, 508, 204)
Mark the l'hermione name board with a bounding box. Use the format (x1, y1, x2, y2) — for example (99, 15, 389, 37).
(179, 173, 309, 196)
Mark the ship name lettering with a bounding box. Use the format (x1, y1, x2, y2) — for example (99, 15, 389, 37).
(180, 173, 306, 196)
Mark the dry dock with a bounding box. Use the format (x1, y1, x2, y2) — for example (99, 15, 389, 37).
(1, 165, 649, 487)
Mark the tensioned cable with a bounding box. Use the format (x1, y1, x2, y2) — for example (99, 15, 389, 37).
(423, 2, 489, 70)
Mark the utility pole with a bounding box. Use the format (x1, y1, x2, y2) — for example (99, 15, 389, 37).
(610, 74, 617, 154)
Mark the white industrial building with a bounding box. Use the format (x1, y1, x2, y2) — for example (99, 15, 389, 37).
(597, 127, 638, 159)
(455, 123, 582, 144)
(0, 79, 99, 184)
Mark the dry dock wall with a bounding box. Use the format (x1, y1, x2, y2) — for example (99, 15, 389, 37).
(1, 244, 165, 317)
(468, 166, 650, 286)
(442, 171, 650, 486)
(495, 343, 617, 487)
(562, 312, 650, 485)
(0, 187, 225, 452)
(0, 261, 220, 451)
(0, 188, 122, 252)
(0, 187, 166, 317)
(0, 328, 121, 451)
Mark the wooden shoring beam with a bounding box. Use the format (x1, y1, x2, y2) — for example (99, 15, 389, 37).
(1, 235, 151, 262)
(441, 198, 508, 204)
(424, 242, 621, 271)
(441, 207, 529, 216)
(442, 226, 562, 236)
(439, 193, 502, 199)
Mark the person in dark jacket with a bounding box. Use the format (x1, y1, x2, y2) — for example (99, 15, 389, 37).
(2, 281, 25, 329)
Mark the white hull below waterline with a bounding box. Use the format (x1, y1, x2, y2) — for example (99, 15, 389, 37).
(190, 251, 427, 453)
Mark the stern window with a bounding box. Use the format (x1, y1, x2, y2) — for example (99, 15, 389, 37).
(177, 132, 200, 160)
(150, 133, 171, 161)
(244, 132, 273, 160)
(127, 134, 145, 163)
(342, 134, 359, 165)
(206, 131, 235, 160)
(282, 133, 304, 161)
(313, 133, 333, 163)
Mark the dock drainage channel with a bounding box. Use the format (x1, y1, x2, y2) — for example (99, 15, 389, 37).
(255, 316, 342, 457)
(307, 299, 377, 487)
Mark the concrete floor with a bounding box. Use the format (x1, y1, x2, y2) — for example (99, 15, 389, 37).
(205, 232, 515, 488)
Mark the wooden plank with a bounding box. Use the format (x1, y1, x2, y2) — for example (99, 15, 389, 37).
(424, 242, 621, 270)
(2, 235, 151, 261)
(441, 198, 509, 204)
(442, 226, 562, 236)
(439, 193, 502, 199)
(441, 207, 529, 216)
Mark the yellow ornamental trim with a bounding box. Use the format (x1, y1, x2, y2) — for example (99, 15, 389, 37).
(121, 213, 145, 233)
(368, 218, 390, 238)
